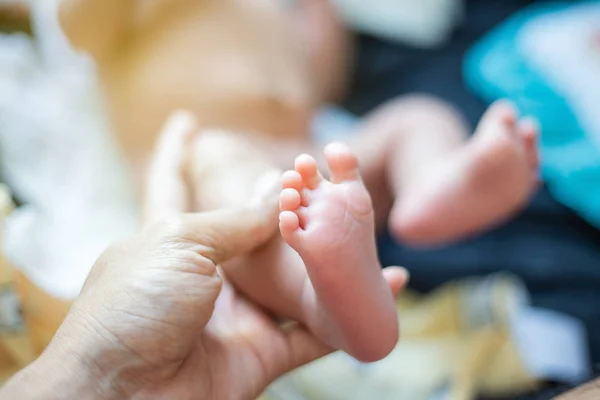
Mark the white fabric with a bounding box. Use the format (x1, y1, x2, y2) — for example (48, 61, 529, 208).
(331, 0, 463, 48)
(511, 307, 590, 384)
(0, 1, 138, 299)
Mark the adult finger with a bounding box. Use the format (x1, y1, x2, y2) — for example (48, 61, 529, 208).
(276, 323, 333, 377)
(144, 110, 196, 224)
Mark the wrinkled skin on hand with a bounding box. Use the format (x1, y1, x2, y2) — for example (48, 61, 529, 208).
(47, 112, 331, 400)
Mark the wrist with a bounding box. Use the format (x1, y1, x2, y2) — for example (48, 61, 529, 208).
(0, 344, 120, 400)
(0, 311, 137, 400)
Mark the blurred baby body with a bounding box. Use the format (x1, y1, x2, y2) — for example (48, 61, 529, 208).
(58, 0, 540, 362)
(60, 0, 348, 181)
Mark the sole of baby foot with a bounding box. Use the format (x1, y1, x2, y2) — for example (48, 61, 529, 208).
(279, 143, 401, 362)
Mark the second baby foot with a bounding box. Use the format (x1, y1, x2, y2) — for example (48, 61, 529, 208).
(390, 100, 539, 246)
(279, 143, 400, 362)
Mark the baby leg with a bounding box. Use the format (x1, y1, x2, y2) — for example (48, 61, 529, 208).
(186, 130, 309, 321)
(187, 129, 407, 361)
(353, 96, 538, 246)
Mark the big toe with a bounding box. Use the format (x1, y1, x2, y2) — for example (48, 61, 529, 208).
(475, 100, 518, 141)
(324, 142, 360, 184)
(488, 100, 518, 126)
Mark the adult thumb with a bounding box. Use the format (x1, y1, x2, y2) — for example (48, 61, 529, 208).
(169, 170, 282, 265)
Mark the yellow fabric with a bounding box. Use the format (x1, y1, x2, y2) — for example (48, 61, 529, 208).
(264, 274, 540, 400)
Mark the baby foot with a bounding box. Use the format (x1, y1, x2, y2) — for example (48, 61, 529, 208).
(279, 143, 399, 362)
(390, 100, 539, 246)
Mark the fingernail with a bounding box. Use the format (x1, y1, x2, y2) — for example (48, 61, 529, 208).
(250, 170, 282, 206)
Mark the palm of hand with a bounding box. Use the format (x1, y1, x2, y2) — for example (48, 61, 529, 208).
(75, 232, 325, 400)
(156, 281, 308, 400)
(70, 112, 329, 399)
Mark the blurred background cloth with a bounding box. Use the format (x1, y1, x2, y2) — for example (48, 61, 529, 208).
(330, 0, 463, 48)
(267, 273, 588, 400)
(0, 0, 139, 300)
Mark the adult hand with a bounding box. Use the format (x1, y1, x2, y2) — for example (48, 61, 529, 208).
(0, 112, 330, 400)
